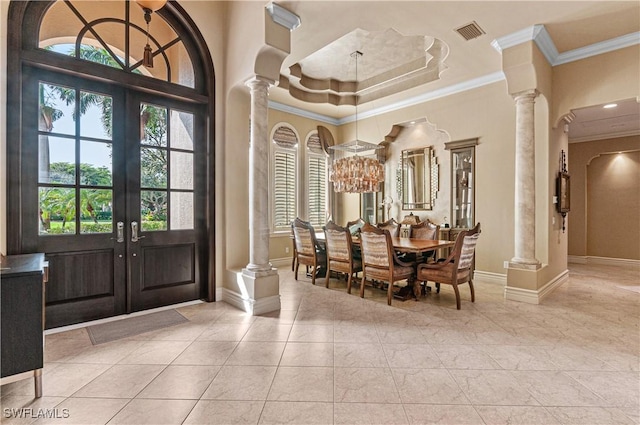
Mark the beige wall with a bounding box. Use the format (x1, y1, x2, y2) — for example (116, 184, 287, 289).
(568, 136, 640, 259)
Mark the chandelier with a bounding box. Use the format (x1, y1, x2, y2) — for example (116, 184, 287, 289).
(135, 0, 168, 68)
(328, 51, 385, 193)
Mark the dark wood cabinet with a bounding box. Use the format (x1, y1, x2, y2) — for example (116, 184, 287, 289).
(1, 253, 47, 397)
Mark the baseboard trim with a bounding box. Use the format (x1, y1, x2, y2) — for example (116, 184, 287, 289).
(504, 269, 569, 304)
(270, 257, 292, 268)
(474, 270, 506, 286)
(569, 255, 639, 266)
(221, 288, 281, 315)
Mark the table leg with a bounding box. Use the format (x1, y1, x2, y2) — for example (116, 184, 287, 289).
(34, 369, 42, 398)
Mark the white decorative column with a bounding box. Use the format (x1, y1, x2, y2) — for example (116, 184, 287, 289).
(241, 76, 280, 315)
(510, 89, 541, 270)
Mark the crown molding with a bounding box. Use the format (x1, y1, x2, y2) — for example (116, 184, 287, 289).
(266, 3, 301, 30)
(492, 25, 640, 67)
(268, 101, 340, 125)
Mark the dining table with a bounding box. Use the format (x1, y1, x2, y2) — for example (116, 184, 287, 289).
(316, 232, 456, 300)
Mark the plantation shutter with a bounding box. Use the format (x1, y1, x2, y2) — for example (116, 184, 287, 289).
(272, 126, 298, 230)
(307, 133, 327, 228)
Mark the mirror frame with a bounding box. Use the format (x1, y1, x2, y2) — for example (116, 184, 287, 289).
(400, 146, 438, 210)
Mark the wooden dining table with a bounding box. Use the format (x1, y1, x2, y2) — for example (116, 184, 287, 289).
(316, 232, 456, 300)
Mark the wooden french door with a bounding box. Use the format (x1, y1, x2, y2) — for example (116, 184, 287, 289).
(21, 67, 206, 328)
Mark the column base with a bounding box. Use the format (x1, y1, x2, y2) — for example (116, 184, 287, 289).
(509, 257, 541, 270)
(227, 267, 280, 315)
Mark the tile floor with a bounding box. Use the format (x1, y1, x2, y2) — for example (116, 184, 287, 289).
(1, 262, 638, 424)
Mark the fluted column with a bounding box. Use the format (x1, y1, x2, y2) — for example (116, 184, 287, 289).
(510, 89, 541, 269)
(245, 76, 273, 272)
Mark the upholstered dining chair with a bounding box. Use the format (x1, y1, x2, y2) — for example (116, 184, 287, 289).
(408, 220, 440, 263)
(292, 217, 327, 286)
(346, 218, 366, 236)
(359, 223, 415, 305)
(324, 221, 362, 293)
(416, 223, 481, 309)
(377, 218, 400, 237)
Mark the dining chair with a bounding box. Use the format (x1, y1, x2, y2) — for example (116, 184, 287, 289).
(377, 218, 400, 237)
(416, 223, 481, 309)
(323, 221, 362, 293)
(408, 220, 440, 263)
(359, 223, 415, 305)
(292, 217, 327, 285)
(346, 218, 365, 236)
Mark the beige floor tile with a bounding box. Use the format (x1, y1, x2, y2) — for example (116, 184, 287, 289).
(258, 401, 333, 424)
(383, 343, 443, 369)
(431, 344, 502, 370)
(510, 370, 605, 406)
(334, 403, 408, 425)
(200, 366, 276, 400)
(242, 323, 293, 342)
(67, 340, 143, 364)
(334, 368, 400, 403)
(546, 406, 636, 425)
(106, 399, 195, 425)
(334, 324, 379, 343)
(375, 323, 428, 344)
(196, 323, 251, 341)
(403, 404, 484, 425)
(39, 363, 111, 397)
(393, 369, 469, 405)
(32, 397, 129, 425)
(267, 366, 333, 402)
(450, 369, 539, 406)
(136, 365, 219, 399)
(44, 338, 94, 363)
(334, 343, 387, 368)
(565, 371, 640, 407)
(183, 400, 264, 424)
(280, 342, 334, 367)
(475, 406, 561, 425)
(288, 324, 334, 342)
(171, 340, 238, 365)
(116, 340, 190, 365)
(225, 342, 286, 366)
(72, 364, 164, 398)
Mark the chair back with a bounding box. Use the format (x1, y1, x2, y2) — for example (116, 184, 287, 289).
(360, 223, 392, 268)
(377, 218, 400, 237)
(346, 218, 365, 235)
(293, 217, 317, 257)
(410, 220, 440, 240)
(324, 221, 352, 262)
(452, 223, 481, 270)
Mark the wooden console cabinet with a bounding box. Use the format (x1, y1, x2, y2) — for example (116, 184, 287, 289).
(1, 253, 47, 397)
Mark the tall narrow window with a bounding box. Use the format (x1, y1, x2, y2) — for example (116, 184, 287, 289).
(272, 125, 298, 232)
(306, 133, 327, 228)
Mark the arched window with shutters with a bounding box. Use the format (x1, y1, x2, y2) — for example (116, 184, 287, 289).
(306, 132, 327, 228)
(271, 124, 299, 232)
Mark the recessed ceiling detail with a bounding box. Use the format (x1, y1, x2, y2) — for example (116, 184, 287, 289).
(278, 28, 449, 106)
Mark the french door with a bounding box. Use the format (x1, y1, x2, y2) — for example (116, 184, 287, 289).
(21, 67, 207, 328)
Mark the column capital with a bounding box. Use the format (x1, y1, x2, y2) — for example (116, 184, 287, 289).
(512, 89, 539, 102)
(245, 76, 275, 91)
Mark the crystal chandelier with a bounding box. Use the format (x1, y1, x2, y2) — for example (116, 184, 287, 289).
(328, 51, 385, 193)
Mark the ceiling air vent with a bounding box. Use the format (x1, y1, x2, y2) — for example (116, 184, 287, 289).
(455, 21, 485, 41)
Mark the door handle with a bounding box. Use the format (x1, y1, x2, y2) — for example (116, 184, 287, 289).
(111, 221, 124, 243)
(131, 221, 145, 243)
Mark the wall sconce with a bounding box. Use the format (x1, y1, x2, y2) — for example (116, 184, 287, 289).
(135, 0, 167, 68)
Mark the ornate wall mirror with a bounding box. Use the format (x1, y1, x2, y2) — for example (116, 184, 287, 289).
(401, 146, 438, 210)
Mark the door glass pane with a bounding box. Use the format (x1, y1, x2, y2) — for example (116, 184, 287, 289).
(80, 91, 113, 139)
(80, 189, 112, 234)
(141, 103, 167, 147)
(170, 110, 194, 150)
(170, 191, 193, 230)
(141, 190, 167, 231)
(39, 187, 76, 235)
(81, 141, 112, 186)
(39, 82, 75, 136)
(141, 147, 167, 188)
(39, 136, 75, 184)
(170, 152, 193, 190)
